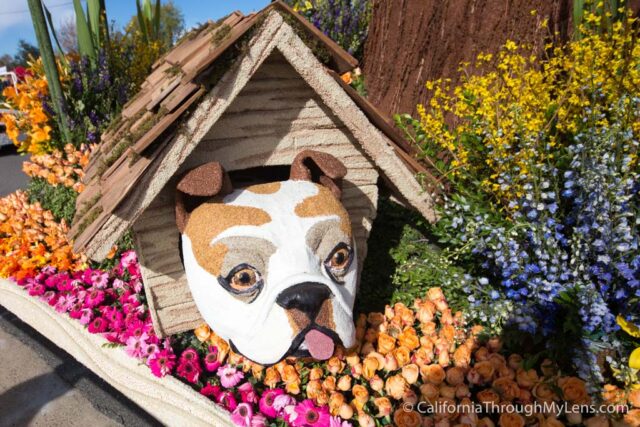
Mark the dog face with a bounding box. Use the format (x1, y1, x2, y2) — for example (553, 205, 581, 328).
(176, 151, 357, 365)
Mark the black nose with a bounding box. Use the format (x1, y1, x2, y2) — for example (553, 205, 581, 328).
(276, 282, 332, 319)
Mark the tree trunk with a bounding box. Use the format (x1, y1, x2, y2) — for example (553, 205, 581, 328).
(362, 0, 576, 118)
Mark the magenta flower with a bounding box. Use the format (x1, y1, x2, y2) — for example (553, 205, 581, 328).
(292, 400, 330, 427)
(259, 388, 285, 418)
(238, 382, 258, 404)
(180, 348, 199, 363)
(231, 403, 253, 427)
(88, 317, 108, 334)
(90, 271, 109, 289)
(217, 391, 238, 411)
(84, 288, 105, 308)
(217, 364, 244, 388)
(79, 308, 93, 325)
(147, 348, 176, 377)
(177, 358, 202, 384)
(200, 383, 222, 399)
(273, 393, 296, 412)
(204, 347, 220, 372)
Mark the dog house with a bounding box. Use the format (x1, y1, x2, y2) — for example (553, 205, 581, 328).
(69, 1, 436, 338)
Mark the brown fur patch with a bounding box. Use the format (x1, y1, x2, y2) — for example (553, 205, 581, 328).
(287, 308, 311, 335)
(294, 186, 351, 237)
(245, 182, 281, 195)
(184, 204, 271, 276)
(315, 299, 335, 331)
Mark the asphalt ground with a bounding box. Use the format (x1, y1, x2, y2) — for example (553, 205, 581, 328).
(0, 146, 159, 426)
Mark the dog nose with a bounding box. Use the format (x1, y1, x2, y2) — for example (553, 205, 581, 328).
(276, 282, 331, 319)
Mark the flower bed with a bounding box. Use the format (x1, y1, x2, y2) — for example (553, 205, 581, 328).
(1, 189, 638, 426)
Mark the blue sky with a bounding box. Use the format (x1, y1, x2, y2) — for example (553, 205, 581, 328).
(0, 0, 270, 57)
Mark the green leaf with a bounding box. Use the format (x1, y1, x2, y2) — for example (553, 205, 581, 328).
(42, 2, 68, 67)
(73, 0, 96, 62)
(86, 0, 101, 47)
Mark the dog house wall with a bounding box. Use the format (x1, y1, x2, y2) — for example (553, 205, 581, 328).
(131, 51, 380, 337)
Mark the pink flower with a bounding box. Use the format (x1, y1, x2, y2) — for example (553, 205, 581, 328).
(251, 414, 267, 427)
(180, 348, 199, 363)
(273, 394, 296, 412)
(84, 288, 105, 308)
(204, 347, 221, 372)
(27, 283, 45, 296)
(200, 383, 222, 399)
(238, 382, 258, 404)
(41, 290, 57, 305)
(231, 403, 253, 427)
(79, 308, 93, 325)
(217, 364, 244, 388)
(292, 400, 330, 427)
(217, 391, 238, 411)
(125, 333, 148, 359)
(142, 342, 159, 359)
(177, 358, 202, 384)
(90, 271, 109, 289)
(330, 417, 353, 427)
(54, 294, 76, 313)
(147, 348, 176, 377)
(88, 317, 108, 334)
(120, 250, 137, 269)
(259, 388, 285, 418)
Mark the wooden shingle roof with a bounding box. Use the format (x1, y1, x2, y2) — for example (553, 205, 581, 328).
(70, 1, 434, 257)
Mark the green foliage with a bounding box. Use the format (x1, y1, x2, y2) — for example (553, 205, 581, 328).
(27, 178, 77, 224)
(12, 40, 40, 67)
(136, 0, 161, 44)
(573, 0, 624, 38)
(72, 0, 109, 64)
(128, 0, 185, 48)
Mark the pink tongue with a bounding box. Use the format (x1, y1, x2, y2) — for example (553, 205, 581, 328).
(304, 329, 335, 360)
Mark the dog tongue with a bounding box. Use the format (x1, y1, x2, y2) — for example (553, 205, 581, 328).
(304, 329, 334, 360)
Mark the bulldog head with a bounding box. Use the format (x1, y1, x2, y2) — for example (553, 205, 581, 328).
(176, 151, 357, 365)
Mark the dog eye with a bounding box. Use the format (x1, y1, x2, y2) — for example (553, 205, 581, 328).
(324, 243, 353, 281)
(229, 267, 260, 291)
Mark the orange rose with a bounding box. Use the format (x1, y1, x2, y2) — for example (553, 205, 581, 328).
(413, 347, 433, 367)
(306, 380, 323, 400)
(479, 417, 496, 427)
(360, 342, 375, 356)
(541, 359, 557, 377)
(475, 347, 490, 361)
(329, 392, 345, 416)
(369, 374, 384, 391)
(393, 409, 422, 427)
(422, 364, 446, 384)
(508, 354, 523, 370)
(286, 381, 300, 394)
(264, 367, 281, 388)
(497, 364, 516, 380)
(440, 309, 454, 326)
(445, 367, 465, 386)
(402, 364, 420, 384)
(373, 397, 392, 417)
(362, 356, 379, 380)
(398, 327, 420, 350)
(453, 344, 471, 368)
(439, 385, 456, 399)
(394, 302, 416, 325)
(533, 382, 557, 403)
(368, 312, 385, 327)
(309, 367, 323, 381)
(194, 324, 211, 342)
(394, 346, 412, 368)
(541, 416, 564, 427)
(251, 363, 264, 380)
(339, 403, 354, 420)
(364, 328, 378, 343)
(384, 353, 399, 371)
(477, 389, 501, 405)
(420, 383, 440, 402)
(337, 375, 352, 391)
(358, 412, 376, 427)
(320, 376, 336, 392)
(327, 356, 345, 375)
(492, 377, 520, 401)
(378, 332, 396, 355)
(434, 397, 457, 420)
(558, 377, 589, 404)
(435, 338, 451, 366)
(416, 300, 437, 323)
(487, 353, 506, 369)
(584, 415, 609, 427)
(499, 413, 525, 427)
(346, 352, 360, 367)
(421, 322, 437, 337)
(629, 389, 640, 408)
(516, 368, 538, 389)
(472, 361, 496, 383)
(385, 374, 408, 399)
(624, 409, 640, 427)
(352, 384, 369, 404)
(455, 384, 471, 399)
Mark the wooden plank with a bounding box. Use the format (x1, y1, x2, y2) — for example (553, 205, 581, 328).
(145, 75, 182, 111)
(271, 1, 359, 74)
(0, 279, 232, 426)
(160, 81, 199, 112)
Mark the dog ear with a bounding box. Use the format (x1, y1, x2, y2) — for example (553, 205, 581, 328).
(176, 162, 232, 232)
(289, 150, 347, 199)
